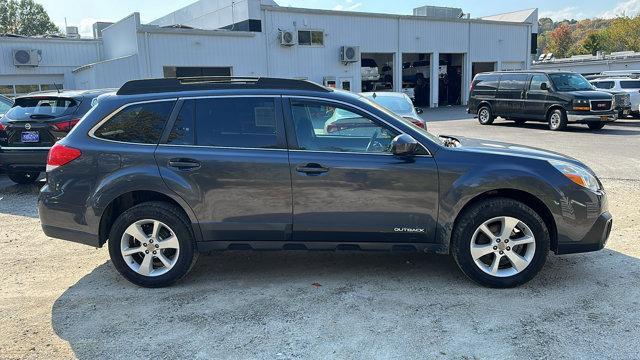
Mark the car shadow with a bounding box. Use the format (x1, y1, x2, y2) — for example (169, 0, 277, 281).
(51, 249, 640, 359)
(493, 120, 640, 135)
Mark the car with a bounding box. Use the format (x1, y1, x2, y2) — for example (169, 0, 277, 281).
(468, 71, 617, 131)
(590, 77, 640, 118)
(39, 77, 612, 289)
(360, 92, 426, 129)
(0, 89, 111, 184)
(0, 94, 13, 116)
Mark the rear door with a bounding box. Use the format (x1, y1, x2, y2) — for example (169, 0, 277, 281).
(155, 95, 293, 242)
(524, 74, 550, 118)
(284, 98, 439, 243)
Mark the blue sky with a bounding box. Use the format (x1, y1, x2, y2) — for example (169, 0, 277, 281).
(36, 0, 640, 37)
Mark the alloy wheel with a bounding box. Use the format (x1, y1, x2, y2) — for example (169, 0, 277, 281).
(469, 216, 536, 277)
(120, 219, 180, 277)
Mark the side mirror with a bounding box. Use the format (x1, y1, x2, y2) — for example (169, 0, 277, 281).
(540, 82, 549, 91)
(391, 134, 419, 157)
(415, 107, 424, 114)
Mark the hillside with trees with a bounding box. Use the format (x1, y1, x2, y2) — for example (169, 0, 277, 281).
(538, 15, 640, 58)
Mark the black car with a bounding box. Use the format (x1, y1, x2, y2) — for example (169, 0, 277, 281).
(0, 89, 111, 184)
(0, 94, 12, 116)
(39, 77, 612, 288)
(468, 71, 617, 131)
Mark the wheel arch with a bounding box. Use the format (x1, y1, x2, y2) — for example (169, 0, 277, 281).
(97, 190, 202, 247)
(545, 104, 566, 120)
(449, 189, 558, 253)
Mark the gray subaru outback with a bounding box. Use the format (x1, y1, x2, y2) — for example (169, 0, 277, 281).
(38, 77, 612, 288)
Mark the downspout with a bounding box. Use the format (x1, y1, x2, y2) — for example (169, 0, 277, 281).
(264, 7, 270, 77)
(145, 31, 152, 77)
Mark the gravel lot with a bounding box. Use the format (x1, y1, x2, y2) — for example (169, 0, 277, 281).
(1, 108, 639, 359)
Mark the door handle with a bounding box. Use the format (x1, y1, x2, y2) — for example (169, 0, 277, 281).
(168, 159, 201, 171)
(296, 163, 329, 175)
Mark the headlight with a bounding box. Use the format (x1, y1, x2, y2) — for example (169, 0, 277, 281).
(549, 160, 600, 192)
(573, 99, 590, 111)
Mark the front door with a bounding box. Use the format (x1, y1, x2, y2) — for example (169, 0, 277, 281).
(524, 74, 549, 118)
(155, 96, 292, 242)
(284, 98, 439, 243)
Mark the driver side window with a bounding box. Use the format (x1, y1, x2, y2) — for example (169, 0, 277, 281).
(290, 101, 398, 154)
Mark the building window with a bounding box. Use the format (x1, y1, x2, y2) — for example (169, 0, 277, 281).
(163, 66, 232, 78)
(298, 30, 324, 46)
(0, 84, 63, 98)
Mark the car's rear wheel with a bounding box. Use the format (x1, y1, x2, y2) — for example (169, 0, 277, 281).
(8, 172, 40, 184)
(548, 109, 567, 131)
(451, 198, 550, 288)
(587, 122, 606, 130)
(478, 106, 494, 125)
(108, 201, 198, 288)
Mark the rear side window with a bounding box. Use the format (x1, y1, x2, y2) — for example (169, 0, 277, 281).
(592, 81, 615, 89)
(94, 101, 175, 144)
(5, 97, 78, 120)
(473, 74, 499, 91)
(192, 97, 278, 149)
(499, 74, 528, 90)
(620, 81, 640, 89)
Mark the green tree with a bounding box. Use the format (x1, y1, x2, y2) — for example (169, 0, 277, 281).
(581, 32, 606, 55)
(0, 0, 59, 36)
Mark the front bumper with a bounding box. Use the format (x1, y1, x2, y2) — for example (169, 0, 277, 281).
(566, 111, 617, 123)
(0, 147, 49, 172)
(556, 211, 612, 254)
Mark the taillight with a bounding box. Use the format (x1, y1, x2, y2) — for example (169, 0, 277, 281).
(46, 143, 81, 172)
(412, 120, 425, 129)
(0, 123, 5, 131)
(326, 124, 338, 133)
(51, 118, 80, 132)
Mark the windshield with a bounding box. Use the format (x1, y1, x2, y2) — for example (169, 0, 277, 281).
(365, 95, 414, 115)
(358, 95, 442, 145)
(549, 73, 593, 92)
(4, 97, 78, 120)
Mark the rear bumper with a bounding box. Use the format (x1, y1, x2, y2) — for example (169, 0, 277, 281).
(0, 147, 49, 172)
(556, 211, 613, 255)
(566, 111, 617, 123)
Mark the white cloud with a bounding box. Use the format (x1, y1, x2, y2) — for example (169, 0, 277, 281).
(539, 6, 585, 21)
(602, 0, 640, 18)
(332, 1, 362, 11)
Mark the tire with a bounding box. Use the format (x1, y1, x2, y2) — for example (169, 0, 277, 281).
(451, 198, 550, 288)
(547, 109, 567, 131)
(477, 105, 494, 125)
(8, 172, 40, 184)
(588, 122, 606, 130)
(108, 201, 198, 288)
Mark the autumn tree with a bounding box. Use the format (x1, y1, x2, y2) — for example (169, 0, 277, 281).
(581, 32, 605, 55)
(0, 0, 59, 36)
(548, 24, 574, 58)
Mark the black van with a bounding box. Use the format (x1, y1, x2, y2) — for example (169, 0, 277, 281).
(467, 71, 617, 131)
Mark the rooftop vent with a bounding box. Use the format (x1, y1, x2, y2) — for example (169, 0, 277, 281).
(413, 6, 464, 19)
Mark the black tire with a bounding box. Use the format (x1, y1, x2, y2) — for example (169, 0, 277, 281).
(514, 119, 527, 125)
(108, 201, 198, 288)
(451, 198, 550, 288)
(587, 122, 606, 130)
(8, 172, 40, 184)
(547, 108, 567, 131)
(477, 105, 494, 125)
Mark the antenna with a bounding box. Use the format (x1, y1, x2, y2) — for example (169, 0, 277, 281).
(52, 83, 61, 94)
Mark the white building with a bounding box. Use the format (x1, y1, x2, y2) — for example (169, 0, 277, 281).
(533, 51, 640, 75)
(0, 1, 537, 107)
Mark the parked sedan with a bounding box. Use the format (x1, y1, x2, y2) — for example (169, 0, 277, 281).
(360, 92, 426, 129)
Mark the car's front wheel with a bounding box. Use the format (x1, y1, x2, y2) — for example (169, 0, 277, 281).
(477, 106, 494, 125)
(108, 201, 198, 288)
(7, 172, 40, 184)
(548, 109, 567, 131)
(451, 198, 550, 288)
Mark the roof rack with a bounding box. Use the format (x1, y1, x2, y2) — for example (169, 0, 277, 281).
(117, 76, 330, 95)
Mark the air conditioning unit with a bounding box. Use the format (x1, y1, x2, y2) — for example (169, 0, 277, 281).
(279, 30, 295, 46)
(13, 49, 41, 67)
(341, 46, 360, 63)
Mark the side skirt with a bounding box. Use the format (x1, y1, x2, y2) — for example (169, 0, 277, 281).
(196, 241, 448, 254)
